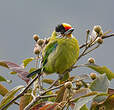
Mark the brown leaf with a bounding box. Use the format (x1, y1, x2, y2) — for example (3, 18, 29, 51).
(20, 93, 33, 110)
(31, 102, 58, 110)
(0, 61, 30, 83)
(108, 88, 114, 95)
(0, 83, 9, 96)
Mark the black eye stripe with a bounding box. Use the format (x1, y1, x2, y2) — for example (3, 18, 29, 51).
(55, 24, 65, 34)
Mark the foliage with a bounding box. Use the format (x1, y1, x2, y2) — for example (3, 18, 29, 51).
(0, 25, 114, 110)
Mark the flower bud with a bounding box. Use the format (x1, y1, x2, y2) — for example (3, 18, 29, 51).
(90, 73, 97, 80)
(64, 81, 72, 89)
(37, 39, 44, 46)
(96, 37, 103, 44)
(33, 46, 41, 54)
(33, 34, 39, 42)
(94, 25, 102, 34)
(88, 57, 95, 64)
(76, 80, 83, 87)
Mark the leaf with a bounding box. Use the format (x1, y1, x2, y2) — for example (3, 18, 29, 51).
(0, 61, 30, 83)
(73, 92, 97, 110)
(38, 103, 58, 110)
(89, 74, 110, 93)
(90, 94, 114, 110)
(0, 75, 11, 83)
(12, 67, 30, 83)
(82, 63, 114, 80)
(0, 61, 9, 68)
(80, 104, 89, 110)
(31, 102, 58, 110)
(20, 91, 33, 110)
(0, 84, 9, 96)
(22, 57, 34, 68)
(30, 102, 46, 110)
(108, 88, 114, 95)
(72, 88, 91, 100)
(42, 79, 58, 86)
(0, 85, 24, 109)
(93, 93, 108, 103)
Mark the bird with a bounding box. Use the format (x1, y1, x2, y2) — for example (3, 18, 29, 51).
(27, 23, 79, 78)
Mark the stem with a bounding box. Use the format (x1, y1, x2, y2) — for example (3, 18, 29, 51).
(79, 33, 114, 49)
(83, 44, 100, 56)
(0, 75, 39, 110)
(24, 94, 57, 110)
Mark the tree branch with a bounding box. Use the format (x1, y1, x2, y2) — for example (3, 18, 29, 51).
(0, 75, 40, 110)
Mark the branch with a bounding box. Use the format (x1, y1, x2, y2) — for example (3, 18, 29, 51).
(79, 33, 114, 49)
(24, 94, 57, 110)
(1, 75, 40, 110)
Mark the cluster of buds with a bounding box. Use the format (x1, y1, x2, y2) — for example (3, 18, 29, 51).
(33, 34, 50, 55)
(64, 81, 73, 89)
(90, 25, 104, 44)
(76, 80, 83, 89)
(93, 25, 103, 36)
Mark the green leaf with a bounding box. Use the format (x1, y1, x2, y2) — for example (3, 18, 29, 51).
(72, 88, 91, 100)
(42, 79, 55, 85)
(0, 84, 9, 96)
(0, 61, 9, 68)
(0, 75, 11, 83)
(73, 92, 97, 110)
(0, 85, 24, 109)
(93, 93, 108, 103)
(89, 74, 110, 93)
(82, 63, 114, 80)
(22, 57, 34, 68)
(29, 67, 37, 73)
(90, 94, 114, 110)
(80, 104, 89, 110)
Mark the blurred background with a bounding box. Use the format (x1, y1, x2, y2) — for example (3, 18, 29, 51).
(0, 0, 114, 109)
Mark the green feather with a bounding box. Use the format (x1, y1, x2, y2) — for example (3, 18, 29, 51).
(43, 41, 58, 66)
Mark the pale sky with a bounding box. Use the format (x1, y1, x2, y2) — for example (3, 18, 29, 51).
(0, 0, 114, 109)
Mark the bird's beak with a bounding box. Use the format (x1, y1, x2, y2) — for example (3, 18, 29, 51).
(64, 28, 74, 35)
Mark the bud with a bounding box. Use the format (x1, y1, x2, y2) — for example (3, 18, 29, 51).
(94, 25, 102, 34)
(90, 73, 97, 80)
(64, 81, 72, 89)
(96, 37, 103, 44)
(33, 46, 41, 54)
(37, 39, 44, 46)
(93, 25, 103, 37)
(33, 34, 39, 42)
(88, 57, 95, 64)
(76, 80, 83, 87)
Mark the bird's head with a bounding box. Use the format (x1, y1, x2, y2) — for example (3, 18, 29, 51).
(55, 23, 74, 37)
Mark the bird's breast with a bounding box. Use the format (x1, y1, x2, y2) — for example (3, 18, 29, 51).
(45, 37, 79, 74)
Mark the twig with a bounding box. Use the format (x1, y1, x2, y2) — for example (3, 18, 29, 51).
(82, 44, 100, 56)
(79, 33, 114, 49)
(47, 78, 59, 89)
(24, 94, 57, 110)
(77, 31, 90, 60)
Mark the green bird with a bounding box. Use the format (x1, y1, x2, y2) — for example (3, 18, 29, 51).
(27, 23, 79, 77)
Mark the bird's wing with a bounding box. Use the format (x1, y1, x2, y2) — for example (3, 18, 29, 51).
(42, 41, 58, 66)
